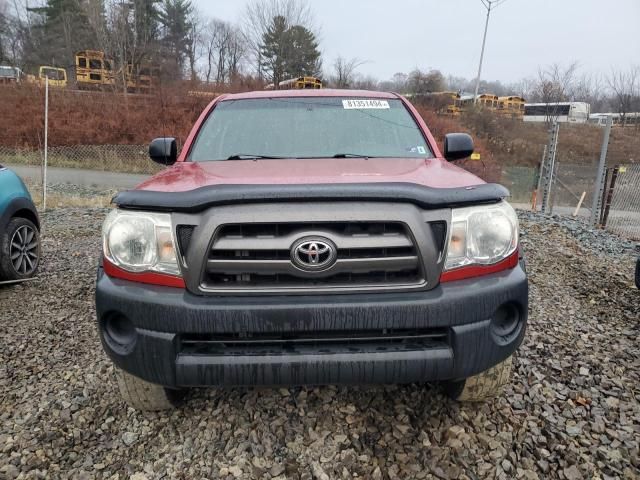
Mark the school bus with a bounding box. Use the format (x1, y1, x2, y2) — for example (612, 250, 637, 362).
(476, 93, 499, 109)
(498, 96, 525, 117)
(36, 66, 68, 87)
(419, 91, 462, 115)
(136, 65, 161, 93)
(265, 76, 322, 90)
(440, 91, 462, 115)
(75, 50, 115, 89)
(457, 93, 501, 112)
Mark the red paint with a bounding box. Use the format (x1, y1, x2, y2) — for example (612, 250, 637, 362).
(439, 250, 519, 283)
(136, 157, 485, 192)
(134, 88, 481, 193)
(103, 257, 185, 288)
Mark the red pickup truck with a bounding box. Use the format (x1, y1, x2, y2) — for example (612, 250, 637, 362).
(96, 89, 528, 410)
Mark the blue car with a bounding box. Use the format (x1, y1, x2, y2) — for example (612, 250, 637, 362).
(0, 164, 40, 281)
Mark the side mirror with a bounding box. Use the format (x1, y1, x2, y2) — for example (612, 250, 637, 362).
(149, 137, 177, 165)
(443, 133, 474, 161)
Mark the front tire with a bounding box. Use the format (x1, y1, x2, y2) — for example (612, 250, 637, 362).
(0, 217, 41, 281)
(444, 355, 513, 402)
(114, 368, 184, 411)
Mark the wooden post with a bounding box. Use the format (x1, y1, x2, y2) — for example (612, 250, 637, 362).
(573, 192, 586, 217)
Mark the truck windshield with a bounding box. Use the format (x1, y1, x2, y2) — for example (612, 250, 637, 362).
(188, 97, 433, 161)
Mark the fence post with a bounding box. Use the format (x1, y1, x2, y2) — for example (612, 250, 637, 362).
(43, 77, 49, 212)
(531, 145, 547, 210)
(541, 121, 559, 214)
(590, 116, 612, 227)
(600, 166, 619, 227)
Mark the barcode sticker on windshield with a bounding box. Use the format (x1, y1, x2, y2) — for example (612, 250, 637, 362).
(342, 99, 390, 109)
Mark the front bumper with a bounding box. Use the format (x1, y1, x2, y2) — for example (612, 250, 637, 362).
(95, 264, 528, 388)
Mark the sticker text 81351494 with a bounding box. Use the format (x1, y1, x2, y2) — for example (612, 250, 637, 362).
(342, 99, 390, 109)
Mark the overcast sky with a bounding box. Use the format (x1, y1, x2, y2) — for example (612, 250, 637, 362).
(193, 0, 640, 83)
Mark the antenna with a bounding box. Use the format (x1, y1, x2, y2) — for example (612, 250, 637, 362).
(473, 0, 509, 103)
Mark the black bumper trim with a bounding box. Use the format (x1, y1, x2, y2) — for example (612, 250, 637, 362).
(96, 264, 528, 387)
(176, 347, 453, 386)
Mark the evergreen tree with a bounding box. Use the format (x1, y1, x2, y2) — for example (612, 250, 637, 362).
(260, 15, 321, 88)
(134, 0, 160, 44)
(28, 0, 95, 68)
(133, 0, 161, 62)
(284, 25, 321, 79)
(259, 15, 288, 88)
(158, 0, 193, 77)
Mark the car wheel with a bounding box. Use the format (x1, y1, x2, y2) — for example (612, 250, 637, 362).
(444, 355, 513, 402)
(114, 367, 185, 411)
(635, 257, 640, 289)
(0, 217, 41, 281)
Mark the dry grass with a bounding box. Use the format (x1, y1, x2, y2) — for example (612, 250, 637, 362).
(27, 183, 114, 209)
(1, 149, 159, 174)
(35, 193, 114, 209)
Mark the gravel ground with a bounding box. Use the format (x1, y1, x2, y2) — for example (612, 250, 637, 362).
(1, 207, 639, 480)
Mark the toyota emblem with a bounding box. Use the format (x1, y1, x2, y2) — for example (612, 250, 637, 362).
(291, 237, 337, 272)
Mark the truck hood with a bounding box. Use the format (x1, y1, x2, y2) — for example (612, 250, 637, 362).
(135, 157, 484, 192)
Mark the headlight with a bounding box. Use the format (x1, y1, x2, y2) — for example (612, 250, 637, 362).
(444, 201, 518, 271)
(102, 209, 180, 276)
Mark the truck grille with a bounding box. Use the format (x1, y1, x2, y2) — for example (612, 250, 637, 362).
(201, 222, 425, 293)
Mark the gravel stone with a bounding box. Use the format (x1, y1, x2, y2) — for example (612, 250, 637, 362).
(0, 206, 638, 479)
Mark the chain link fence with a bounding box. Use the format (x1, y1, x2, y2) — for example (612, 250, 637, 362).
(0, 144, 160, 175)
(602, 164, 640, 240)
(553, 162, 600, 213)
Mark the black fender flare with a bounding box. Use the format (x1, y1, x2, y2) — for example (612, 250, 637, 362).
(0, 197, 40, 232)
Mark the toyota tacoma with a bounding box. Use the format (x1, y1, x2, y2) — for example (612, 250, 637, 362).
(96, 89, 528, 410)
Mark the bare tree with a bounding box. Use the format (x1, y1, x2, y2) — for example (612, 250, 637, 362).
(226, 27, 246, 81)
(242, 0, 316, 79)
(406, 68, 446, 95)
(505, 76, 535, 99)
(200, 18, 246, 85)
(351, 74, 378, 91)
(332, 56, 365, 88)
(84, 0, 111, 59)
(571, 72, 608, 112)
(607, 66, 639, 124)
(202, 19, 228, 84)
(533, 62, 579, 122)
(185, 7, 202, 81)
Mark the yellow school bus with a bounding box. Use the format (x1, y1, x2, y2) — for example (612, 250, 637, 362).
(136, 65, 161, 93)
(439, 91, 462, 115)
(498, 96, 525, 117)
(37, 66, 68, 87)
(75, 50, 115, 89)
(265, 76, 322, 90)
(476, 93, 499, 109)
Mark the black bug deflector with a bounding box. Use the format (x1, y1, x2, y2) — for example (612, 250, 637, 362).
(113, 182, 510, 212)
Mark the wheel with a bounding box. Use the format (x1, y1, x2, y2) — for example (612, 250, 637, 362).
(114, 367, 185, 411)
(0, 217, 41, 281)
(635, 257, 639, 289)
(444, 356, 513, 402)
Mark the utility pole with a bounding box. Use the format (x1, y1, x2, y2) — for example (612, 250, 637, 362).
(473, 0, 508, 103)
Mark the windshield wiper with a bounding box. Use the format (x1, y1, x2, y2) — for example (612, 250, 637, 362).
(332, 153, 372, 158)
(226, 154, 284, 160)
